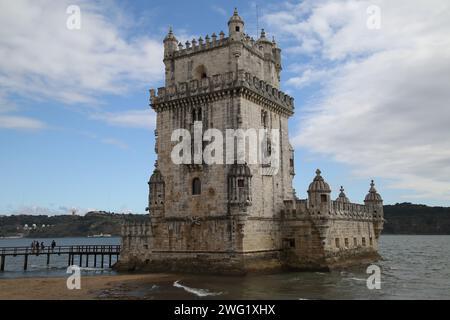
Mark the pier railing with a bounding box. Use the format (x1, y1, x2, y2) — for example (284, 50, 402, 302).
(0, 245, 121, 271)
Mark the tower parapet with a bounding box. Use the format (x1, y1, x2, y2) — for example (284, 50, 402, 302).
(150, 70, 294, 115)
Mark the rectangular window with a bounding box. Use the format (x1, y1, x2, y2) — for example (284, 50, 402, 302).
(344, 238, 349, 248)
(353, 237, 357, 247)
(237, 179, 244, 188)
(335, 238, 340, 248)
(321, 194, 327, 203)
(362, 237, 366, 246)
(370, 237, 373, 246)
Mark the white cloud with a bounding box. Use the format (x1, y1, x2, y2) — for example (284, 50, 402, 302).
(90, 109, 156, 130)
(265, 0, 450, 202)
(101, 138, 129, 150)
(0, 115, 46, 130)
(0, 0, 164, 105)
(11, 205, 89, 216)
(211, 5, 227, 17)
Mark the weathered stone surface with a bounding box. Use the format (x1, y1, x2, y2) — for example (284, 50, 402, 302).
(117, 9, 384, 274)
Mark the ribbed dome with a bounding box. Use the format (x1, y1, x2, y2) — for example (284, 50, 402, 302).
(308, 169, 331, 193)
(228, 8, 244, 26)
(229, 162, 252, 177)
(163, 27, 177, 42)
(365, 180, 382, 202)
(336, 186, 350, 203)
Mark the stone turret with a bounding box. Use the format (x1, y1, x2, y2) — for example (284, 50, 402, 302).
(228, 8, 244, 41)
(147, 162, 165, 220)
(365, 180, 384, 238)
(272, 37, 282, 82)
(163, 27, 178, 58)
(257, 29, 273, 56)
(364, 180, 383, 207)
(307, 169, 331, 214)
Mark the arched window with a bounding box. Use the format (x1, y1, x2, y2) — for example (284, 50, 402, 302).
(192, 178, 201, 195)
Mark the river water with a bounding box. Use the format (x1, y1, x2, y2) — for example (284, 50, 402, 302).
(1, 235, 449, 299)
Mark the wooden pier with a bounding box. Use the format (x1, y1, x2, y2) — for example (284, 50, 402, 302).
(0, 245, 121, 271)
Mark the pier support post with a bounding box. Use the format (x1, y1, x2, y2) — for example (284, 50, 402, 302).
(79, 254, 82, 267)
(24, 254, 28, 270)
(1, 255, 5, 271)
(86, 254, 89, 268)
(101, 254, 104, 268)
(94, 254, 97, 268)
(109, 254, 112, 268)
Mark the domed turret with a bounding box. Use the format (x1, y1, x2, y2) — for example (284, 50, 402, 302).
(147, 163, 165, 215)
(308, 169, 331, 193)
(307, 169, 331, 212)
(163, 26, 178, 58)
(336, 186, 350, 203)
(364, 180, 383, 204)
(228, 8, 244, 41)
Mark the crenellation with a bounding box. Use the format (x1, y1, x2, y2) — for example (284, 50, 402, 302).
(150, 70, 294, 114)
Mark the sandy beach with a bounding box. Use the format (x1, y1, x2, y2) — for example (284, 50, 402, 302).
(0, 273, 178, 300)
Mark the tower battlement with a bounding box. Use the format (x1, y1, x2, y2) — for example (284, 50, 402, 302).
(150, 70, 294, 114)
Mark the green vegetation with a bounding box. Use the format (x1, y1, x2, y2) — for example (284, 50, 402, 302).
(0, 211, 148, 238)
(1, 203, 449, 238)
(383, 203, 450, 234)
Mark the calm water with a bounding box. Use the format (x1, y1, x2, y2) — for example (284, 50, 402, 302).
(1, 235, 449, 299)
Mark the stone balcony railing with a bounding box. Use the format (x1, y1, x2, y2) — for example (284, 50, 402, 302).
(282, 199, 382, 220)
(150, 70, 294, 113)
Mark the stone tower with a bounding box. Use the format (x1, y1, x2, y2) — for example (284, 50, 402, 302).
(122, 9, 294, 273)
(118, 9, 383, 274)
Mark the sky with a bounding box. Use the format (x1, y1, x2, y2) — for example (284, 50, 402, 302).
(0, 0, 449, 215)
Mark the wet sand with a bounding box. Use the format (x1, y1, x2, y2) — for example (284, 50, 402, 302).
(0, 273, 178, 300)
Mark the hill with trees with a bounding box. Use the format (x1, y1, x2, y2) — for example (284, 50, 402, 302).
(1, 203, 450, 238)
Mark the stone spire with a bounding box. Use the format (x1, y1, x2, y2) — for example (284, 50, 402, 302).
(336, 186, 350, 203)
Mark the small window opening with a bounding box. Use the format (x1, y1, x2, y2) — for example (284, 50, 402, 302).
(192, 178, 201, 195)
